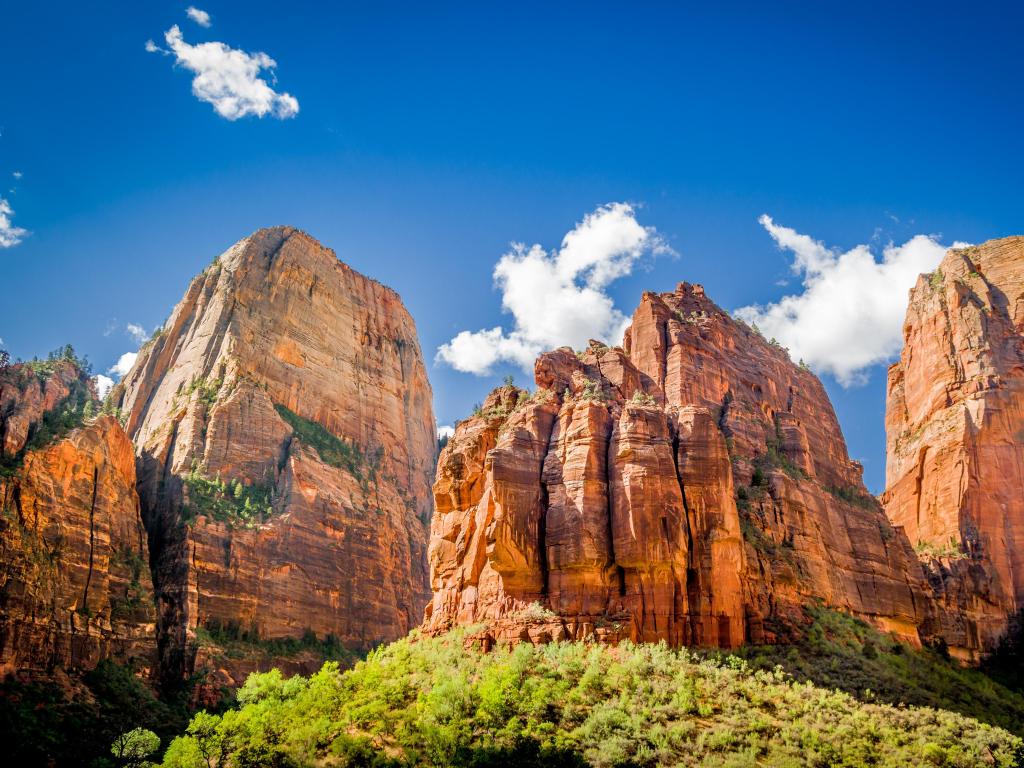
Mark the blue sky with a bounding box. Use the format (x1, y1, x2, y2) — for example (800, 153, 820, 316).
(1, 2, 1021, 492)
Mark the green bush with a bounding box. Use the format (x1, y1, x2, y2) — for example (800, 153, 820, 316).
(181, 466, 276, 528)
(274, 404, 375, 484)
(158, 629, 1023, 767)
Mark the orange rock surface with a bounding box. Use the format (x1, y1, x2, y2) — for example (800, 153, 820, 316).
(114, 226, 436, 685)
(0, 406, 155, 675)
(883, 236, 1024, 652)
(426, 284, 934, 649)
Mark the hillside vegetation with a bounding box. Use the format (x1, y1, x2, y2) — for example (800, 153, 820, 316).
(160, 627, 1023, 768)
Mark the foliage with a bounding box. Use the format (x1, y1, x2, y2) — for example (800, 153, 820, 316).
(0, 661, 189, 767)
(111, 727, 161, 767)
(914, 538, 968, 561)
(0, 351, 96, 477)
(825, 484, 879, 511)
(629, 390, 656, 406)
(181, 376, 222, 408)
(929, 268, 945, 291)
(273, 404, 375, 484)
(182, 465, 276, 528)
(194, 620, 362, 667)
(160, 628, 1022, 768)
(730, 605, 1024, 737)
(110, 543, 149, 620)
(982, 610, 1024, 694)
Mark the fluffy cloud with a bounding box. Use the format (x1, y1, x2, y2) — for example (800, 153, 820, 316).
(12, 171, 22, 180)
(150, 24, 299, 120)
(126, 323, 148, 343)
(186, 6, 211, 27)
(734, 215, 958, 386)
(437, 203, 671, 375)
(0, 197, 27, 248)
(437, 425, 455, 440)
(108, 352, 138, 378)
(93, 374, 114, 399)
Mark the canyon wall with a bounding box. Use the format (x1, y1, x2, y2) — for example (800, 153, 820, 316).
(426, 284, 930, 649)
(883, 236, 1024, 652)
(114, 226, 435, 687)
(0, 362, 154, 675)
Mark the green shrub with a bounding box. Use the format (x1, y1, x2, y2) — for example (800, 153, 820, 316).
(274, 404, 374, 484)
(158, 629, 1023, 767)
(181, 466, 276, 528)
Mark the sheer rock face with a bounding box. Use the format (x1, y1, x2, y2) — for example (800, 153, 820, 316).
(0, 361, 78, 459)
(115, 226, 435, 686)
(426, 284, 930, 649)
(883, 236, 1024, 652)
(0, 414, 155, 675)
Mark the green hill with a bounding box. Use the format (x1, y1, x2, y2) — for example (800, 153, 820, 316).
(160, 624, 1023, 768)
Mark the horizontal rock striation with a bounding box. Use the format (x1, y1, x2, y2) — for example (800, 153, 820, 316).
(115, 226, 435, 687)
(883, 236, 1024, 656)
(425, 283, 941, 650)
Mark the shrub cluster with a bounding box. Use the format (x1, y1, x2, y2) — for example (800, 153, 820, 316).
(273, 404, 375, 485)
(181, 466, 276, 528)
(160, 628, 1022, 768)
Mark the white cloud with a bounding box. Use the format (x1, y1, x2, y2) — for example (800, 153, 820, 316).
(437, 203, 671, 375)
(126, 323, 148, 344)
(12, 171, 21, 180)
(186, 6, 212, 27)
(151, 24, 299, 120)
(734, 215, 955, 386)
(437, 425, 455, 440)
(0, 197, 27, 248)
(108, 352, 138, 378)
(94, 374, 114, 399)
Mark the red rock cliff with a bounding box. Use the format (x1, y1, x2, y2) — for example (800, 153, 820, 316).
(115, 226, 436, 686)
(426, 283, 930, 648)
(0, 362, 154, 675)
(883, 236, 1024, 653)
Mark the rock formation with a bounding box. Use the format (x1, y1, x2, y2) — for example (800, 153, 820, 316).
(0, 361, 154, 675)
(883, 236, 1024, 653)
(113, 226, 436, 687)
(426, 283, 933, 649)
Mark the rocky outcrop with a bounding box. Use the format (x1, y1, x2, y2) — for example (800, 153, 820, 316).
(0, 360, 154, 674)
(883, 236, 1024, 654)
(426, 283, 931, 649)
(114, 226, 435, 687)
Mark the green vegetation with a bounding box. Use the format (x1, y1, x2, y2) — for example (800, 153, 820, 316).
(730, 605, 1024, 737)
(0, 346, 97, 477)
(181, 465, 277, 528)
(629, 390, 657, 406)
(274, 404, 375, 484)
(159, 628, 1022, 768)
(194, 620, 362, 667)
(914, 538, 968, 561)
(825, 484, 879, 511)
(181, 376, 223, 408)
(110, 543, 149, 620)
(111, 727, 161, 767)
(929, 268, 945, 291)
(0, 660, 189, 768)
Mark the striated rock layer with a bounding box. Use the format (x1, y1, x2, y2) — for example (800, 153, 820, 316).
(0, 361, 154, 674)
(883, 236, 1024, 653)
(426, 283, 969, 653)
(114, 226, 435, 687)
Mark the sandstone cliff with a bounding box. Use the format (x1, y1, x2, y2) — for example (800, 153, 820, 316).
(426, 284, 929, 649)
(0, 361, 154, 675)
(114, 226, 435, 687)
(883, 236, 1024, 653)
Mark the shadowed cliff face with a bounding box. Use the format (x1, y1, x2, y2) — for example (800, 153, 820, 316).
(115, 226, 436, 688)
(0, 361, 155, 675)
(884, 236, 1024, 655)
(425, 282, 965, 652)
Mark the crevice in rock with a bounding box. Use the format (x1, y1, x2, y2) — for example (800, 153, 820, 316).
(81, 466, 99, 613)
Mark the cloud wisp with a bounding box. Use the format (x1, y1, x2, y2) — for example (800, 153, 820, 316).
(437, 203, 672, 375)
(735, 215, 959, 386)
(186, 6, 212, 27)
(0, 197, 27, 248)
(147, 17, 298, 121)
